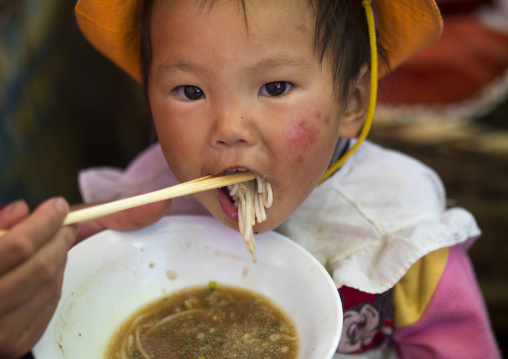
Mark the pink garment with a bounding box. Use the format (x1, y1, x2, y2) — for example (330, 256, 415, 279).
(393, 244, 501, 358)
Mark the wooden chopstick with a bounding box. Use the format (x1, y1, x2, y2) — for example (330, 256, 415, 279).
(0, 171, 255, 237)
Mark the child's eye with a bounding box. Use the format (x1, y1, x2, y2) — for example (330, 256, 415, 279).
(174, 85, 205, 100)
(259, 81, 294, 97)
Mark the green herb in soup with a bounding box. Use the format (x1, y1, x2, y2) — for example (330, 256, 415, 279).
(105, 283, 299, 359)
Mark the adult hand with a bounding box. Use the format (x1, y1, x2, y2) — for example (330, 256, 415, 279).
(0, 198, 77, 359)
(0, 197, 170, 358)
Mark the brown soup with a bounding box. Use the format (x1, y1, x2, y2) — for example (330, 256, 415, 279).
(105, 282, 299, 359)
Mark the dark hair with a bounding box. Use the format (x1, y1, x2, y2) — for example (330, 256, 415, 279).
(139, 0, 387, 105)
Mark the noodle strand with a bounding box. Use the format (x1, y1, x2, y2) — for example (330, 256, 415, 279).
(227, 173, 273, 263)
(134, 327, 151, 359)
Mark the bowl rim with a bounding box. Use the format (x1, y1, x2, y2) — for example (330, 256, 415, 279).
(33, 215, 342, 359)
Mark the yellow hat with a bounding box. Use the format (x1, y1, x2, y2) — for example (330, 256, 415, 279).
(75, 0, 442, 83)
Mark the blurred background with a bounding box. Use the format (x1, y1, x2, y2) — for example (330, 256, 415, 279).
(0, 0, 506, 356)
(0, 0, 154, 208)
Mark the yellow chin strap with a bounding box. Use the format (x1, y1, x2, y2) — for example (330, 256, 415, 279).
(319, 0, 378, 184)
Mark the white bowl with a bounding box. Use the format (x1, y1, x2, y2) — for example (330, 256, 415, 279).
(33, 215, 342, 359)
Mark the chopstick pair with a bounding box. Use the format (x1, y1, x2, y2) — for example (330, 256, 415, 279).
(0, 171, 255, 237)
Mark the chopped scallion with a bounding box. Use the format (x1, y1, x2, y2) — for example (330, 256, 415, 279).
(206, 281, 217, 293)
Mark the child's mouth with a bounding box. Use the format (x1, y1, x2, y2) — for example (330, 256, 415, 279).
(217, 186, 238, 221)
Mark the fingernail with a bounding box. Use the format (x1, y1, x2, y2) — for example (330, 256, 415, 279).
(54, 198, 69, 214)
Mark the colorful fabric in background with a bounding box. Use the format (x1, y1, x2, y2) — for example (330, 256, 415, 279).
(376, 0, 508, 123)
(0, 0, 154, 209)
(0, 0, 81, 207)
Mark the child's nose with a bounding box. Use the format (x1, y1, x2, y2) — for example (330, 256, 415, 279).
(210, 102, 256, 148)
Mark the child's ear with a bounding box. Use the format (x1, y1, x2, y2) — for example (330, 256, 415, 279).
(339, 64, 370, 139)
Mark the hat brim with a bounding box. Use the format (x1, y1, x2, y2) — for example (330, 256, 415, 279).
(75, 0, 442, 83)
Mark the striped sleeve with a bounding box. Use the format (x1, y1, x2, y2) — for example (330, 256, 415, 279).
(392, 244, 501, 358)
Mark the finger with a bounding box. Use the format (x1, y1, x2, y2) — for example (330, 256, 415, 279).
(0, 200, 29, 229)
(75, 199, 171, 243)
(0, 224, 76, 314)
(98, 199, 171, 231)
(0, 268, 65, 359)
(0, 198, 69, 274)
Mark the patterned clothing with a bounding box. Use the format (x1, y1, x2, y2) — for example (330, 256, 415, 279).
(338, 286, 394, 354)
(332, 244, 500, 358)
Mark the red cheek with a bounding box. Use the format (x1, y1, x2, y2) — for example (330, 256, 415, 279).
(285, 120, 318, 152)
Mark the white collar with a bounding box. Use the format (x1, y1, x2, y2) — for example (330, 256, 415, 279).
(277, 141, 480, 293)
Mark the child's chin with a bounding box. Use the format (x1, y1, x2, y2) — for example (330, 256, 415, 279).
(253, 221, 279, 235)
(212, 212, 278, 235)
(249, 217, 280, 236)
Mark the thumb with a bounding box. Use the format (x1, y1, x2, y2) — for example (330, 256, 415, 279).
(75, 199, 171, 243)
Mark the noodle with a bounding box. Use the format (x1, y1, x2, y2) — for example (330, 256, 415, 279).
(146, 309, 204, 335)
(119, 314, 152, 359)
(135, 327, 151, 359)
(106, 284, 299, 359)
(227, 171, 273, 263)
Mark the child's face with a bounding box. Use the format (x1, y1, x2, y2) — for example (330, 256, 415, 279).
(148, 0, 366, 233)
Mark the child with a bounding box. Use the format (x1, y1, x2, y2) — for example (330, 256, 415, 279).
(74, 0, 501, 357)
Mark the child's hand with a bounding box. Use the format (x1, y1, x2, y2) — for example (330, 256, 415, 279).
(0, 198, 77, 358)
(74, 199, 171, 243)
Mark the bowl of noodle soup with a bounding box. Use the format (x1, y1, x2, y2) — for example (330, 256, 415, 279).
(33, 215, 342, 359)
